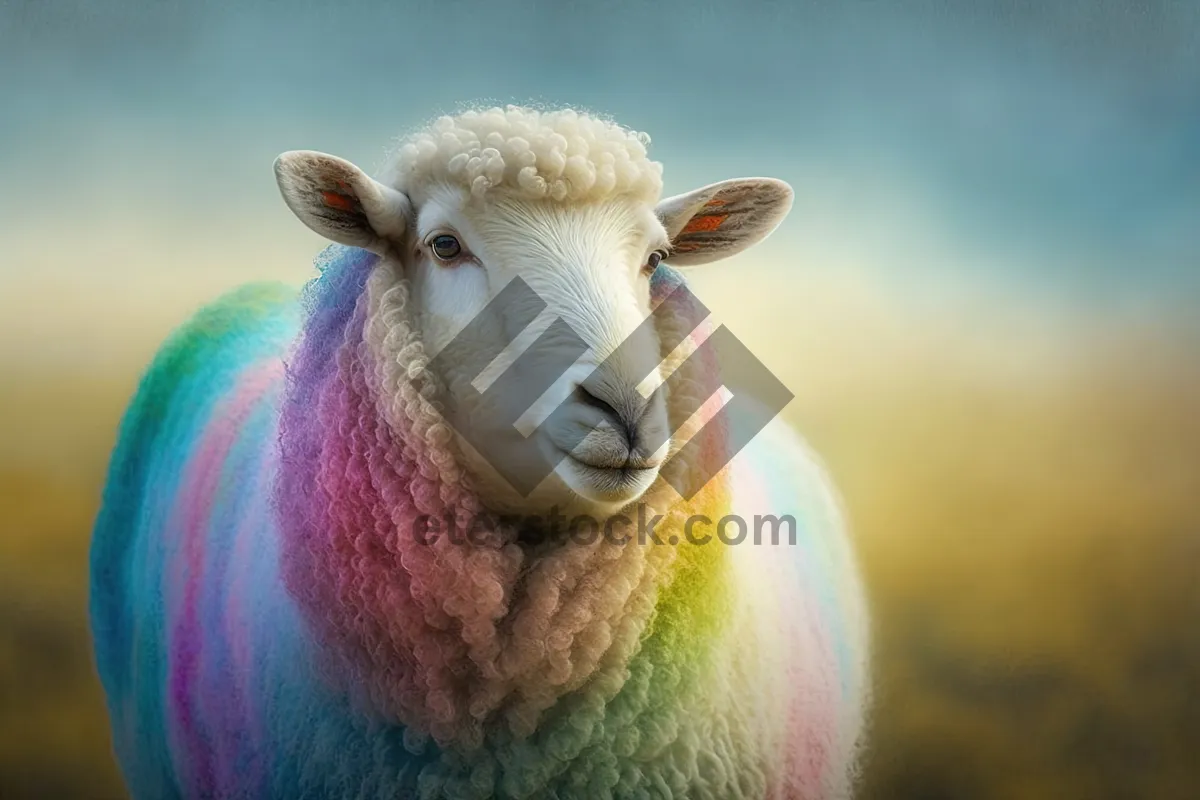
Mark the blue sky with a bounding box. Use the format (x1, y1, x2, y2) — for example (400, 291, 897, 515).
(2, 0, 1198, 359)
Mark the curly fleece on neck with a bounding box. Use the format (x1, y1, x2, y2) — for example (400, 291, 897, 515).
(274, 245, 748, 782)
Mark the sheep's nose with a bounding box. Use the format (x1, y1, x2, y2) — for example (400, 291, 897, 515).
(575, 382, 641, 447)
(572, 372, 669, 464)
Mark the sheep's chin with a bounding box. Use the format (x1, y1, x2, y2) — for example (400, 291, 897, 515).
(555, 455, 659, 513)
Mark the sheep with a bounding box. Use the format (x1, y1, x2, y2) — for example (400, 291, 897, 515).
(90, 105, 870, 799)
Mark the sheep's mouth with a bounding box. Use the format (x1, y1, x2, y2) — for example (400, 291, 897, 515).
(555, 451, 661, 510)
(565, 454, 657, 488)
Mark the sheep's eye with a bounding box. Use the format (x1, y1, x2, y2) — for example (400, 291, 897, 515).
(430, 235, 462, 261)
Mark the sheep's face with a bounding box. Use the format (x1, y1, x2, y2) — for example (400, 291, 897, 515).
(399, 183, 671, 515)
(275, 151, 792, 519)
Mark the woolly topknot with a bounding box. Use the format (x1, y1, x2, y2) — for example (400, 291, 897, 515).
(385, 105, 664, 203)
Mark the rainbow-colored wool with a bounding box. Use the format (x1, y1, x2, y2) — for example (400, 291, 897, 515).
(91, 243, 869, 799)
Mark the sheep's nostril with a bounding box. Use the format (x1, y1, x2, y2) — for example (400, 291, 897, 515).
(574, 383, 638, 446)
(575, 383, 617, 416)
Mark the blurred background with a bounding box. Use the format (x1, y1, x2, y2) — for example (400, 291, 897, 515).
(2, 1, 1198, 797)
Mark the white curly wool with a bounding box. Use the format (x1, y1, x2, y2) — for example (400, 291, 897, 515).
(381, 106, 664, 203)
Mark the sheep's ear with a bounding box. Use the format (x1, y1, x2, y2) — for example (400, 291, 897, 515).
(274, 150, 410, 253)
(656, 178, 793, 266)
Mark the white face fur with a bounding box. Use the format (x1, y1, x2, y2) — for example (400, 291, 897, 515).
(275, 149, 793, 518)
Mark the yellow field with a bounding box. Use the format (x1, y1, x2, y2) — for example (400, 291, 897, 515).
(1, 285, 1197, 798)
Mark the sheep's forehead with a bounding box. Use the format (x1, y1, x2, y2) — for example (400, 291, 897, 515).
(416, 185, 667, 265)
(382, 106, 664, 205)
